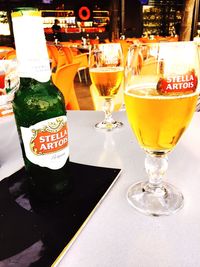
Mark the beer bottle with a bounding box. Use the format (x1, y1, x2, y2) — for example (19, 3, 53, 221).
(11, 8, 70, 201)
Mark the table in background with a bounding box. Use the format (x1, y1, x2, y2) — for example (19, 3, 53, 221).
(1, 111, 200, 267)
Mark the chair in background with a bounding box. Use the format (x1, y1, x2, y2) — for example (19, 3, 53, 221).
(60, 46, 73, 64)
(90, 39, 99, 45)
(60, 42, 80, 56)
(46, 44, 59, 70)
(61, 45, 89, 83)
(56, 48, 69, 68)
(0, 47, 15, 59)
(115, 40, 131, 65)
(140, 57, 158, 75)
(74, 52, 89, 83)
(5, 50, 16, 59)
(52, 62, 80, 110)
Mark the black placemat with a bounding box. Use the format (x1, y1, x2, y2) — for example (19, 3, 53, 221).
(0, 162, 121, 267)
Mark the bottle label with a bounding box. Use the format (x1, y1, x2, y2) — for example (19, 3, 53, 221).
(20, 116, 69, 170)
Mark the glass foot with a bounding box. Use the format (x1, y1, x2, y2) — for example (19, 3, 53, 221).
(0, 102, 13, 117)
(95, 120, 123, 131)
(127, 181, 184, 216)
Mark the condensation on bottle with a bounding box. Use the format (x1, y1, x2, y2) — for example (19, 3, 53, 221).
(11, 8, 71, 201)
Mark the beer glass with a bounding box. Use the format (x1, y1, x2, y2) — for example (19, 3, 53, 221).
(89, 43, 124, 130)
(0, 59, 19, 117)
(124, 41, 199, 216)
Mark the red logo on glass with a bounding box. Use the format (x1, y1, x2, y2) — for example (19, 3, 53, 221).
(157, 69, 198, 95)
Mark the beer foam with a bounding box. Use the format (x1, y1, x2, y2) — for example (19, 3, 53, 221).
(90, 67, 124, 73)
(125, 85, 198, 100)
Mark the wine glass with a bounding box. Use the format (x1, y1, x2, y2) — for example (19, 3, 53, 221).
(89, 43, 124, 130)
(124, 41, 200, 216)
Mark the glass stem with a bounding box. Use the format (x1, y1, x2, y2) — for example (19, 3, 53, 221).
(144, 152, 168, 194)
(103, 97, 114, 123)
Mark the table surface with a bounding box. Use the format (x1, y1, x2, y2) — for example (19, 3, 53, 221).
(1, 111, 200, 267)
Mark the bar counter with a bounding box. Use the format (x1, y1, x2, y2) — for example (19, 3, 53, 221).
(45, 31, 109, 43)
(1, 111, 200, 267)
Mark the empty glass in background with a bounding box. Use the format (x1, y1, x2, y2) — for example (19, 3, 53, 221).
(89, 43, 124, 130)
(124, 41, 200, 216)
(0, 59, 19, 117)
(0, 59, 20, 168)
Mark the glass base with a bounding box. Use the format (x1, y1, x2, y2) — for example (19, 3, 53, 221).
(0, 102, 13, 117)
(127, 181, 184, 216)
(95, 120, 123, 131)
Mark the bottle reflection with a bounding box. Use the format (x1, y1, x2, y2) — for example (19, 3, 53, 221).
(97, 132, 122, 168)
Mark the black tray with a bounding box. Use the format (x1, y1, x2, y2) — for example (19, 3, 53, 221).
(0, 162, 121, 267)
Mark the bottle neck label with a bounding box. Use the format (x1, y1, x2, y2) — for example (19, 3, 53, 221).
(20, 115, 69, 170)
(12, 10, 51, 82)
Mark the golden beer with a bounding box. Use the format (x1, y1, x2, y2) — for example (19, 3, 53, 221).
(90, 67, 124, 97)
(124, 86, 198, 152)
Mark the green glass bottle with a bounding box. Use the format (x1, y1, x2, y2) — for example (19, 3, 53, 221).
(12, 8, 70, 201)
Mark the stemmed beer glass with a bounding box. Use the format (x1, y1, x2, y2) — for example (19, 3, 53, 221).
(124, 41, 199, 216)
(89, 43, 124, 130)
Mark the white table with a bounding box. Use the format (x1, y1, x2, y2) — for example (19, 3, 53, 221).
(1, 111, 200, 267)
(0, 115, 23, 179)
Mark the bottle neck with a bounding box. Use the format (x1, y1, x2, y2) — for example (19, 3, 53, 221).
(12, 9, 51, 82)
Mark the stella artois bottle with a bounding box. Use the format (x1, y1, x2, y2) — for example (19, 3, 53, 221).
(11, 8, 70, 200)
